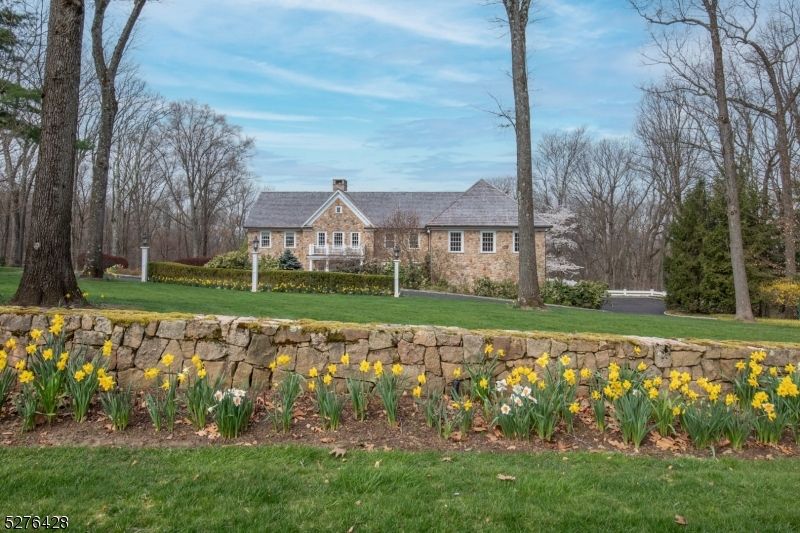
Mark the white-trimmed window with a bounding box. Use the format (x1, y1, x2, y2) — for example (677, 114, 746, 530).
(350, 232, 360, 248)
(284, 231, 295, 248)
(513, 231, 520, 253)
(449, 231, 463, 253)
(408, 232, 420, 249)
(317, 232, 326, 247)
(384, 233, 396, 248)
(260, 231, 271, 248)
(335, 205, 343, 214)
(333, 231, 344, 248)
(481, 231, 496, 253)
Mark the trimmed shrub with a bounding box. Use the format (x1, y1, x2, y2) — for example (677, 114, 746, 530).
(148, 262, 393, 295)
(205, 250, 279, 270)
(76, 252, 129, 270)
(174, 257, 214, 267)
(472, 277, 518, 300)
(543, 279, 609, 309)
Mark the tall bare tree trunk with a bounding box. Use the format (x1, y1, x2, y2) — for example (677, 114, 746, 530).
(503, 0, 545, 310)
(705, 1, 754, 322)
(11, 0, 84, 306)
(84, 0, 146, 278)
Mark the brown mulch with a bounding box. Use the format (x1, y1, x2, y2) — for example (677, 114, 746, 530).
(0, 392, 796, 460)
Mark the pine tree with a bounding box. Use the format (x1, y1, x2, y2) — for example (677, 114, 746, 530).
(664, 181, 708, 313)
(278, 250, 302, 270)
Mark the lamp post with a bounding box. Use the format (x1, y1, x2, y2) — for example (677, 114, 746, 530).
(393, 245, 400, 298)
(251, 236, 259, 293)
(140, 232, 149, 282)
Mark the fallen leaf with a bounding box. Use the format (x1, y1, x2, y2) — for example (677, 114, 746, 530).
(1, 440, 11, 445)
(131, 461, 137, 466)
(607, 439, 627, 450)
(668, 465, 673, 470)
(506, 445, 516, 450)
(472, 425, 487, 433)
(1, 431, 12, 435)
(450, 431, 462, 442)
(374, 460, 381, 468)
(355, 500, 361, 506)
(365, 444, 375, 452)
(497, 474, 516, 481)
(330, 447, 347, 458)
(656, 437, 677, 451)
(487, 433, 498, 443)
(320, 437, 334, 443)
(193, 475, 200, 481)
(766, 454, 774, 461)
(165, 434, 173, 440)
(383, 445, 392, 452)
(103, 424, 114, 432)
(674, 515, 687, 526)
(347, 527, 354, 533)
(442, 457, 452, 462)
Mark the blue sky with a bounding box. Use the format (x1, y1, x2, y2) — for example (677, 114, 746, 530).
(125, 0, 657, 191)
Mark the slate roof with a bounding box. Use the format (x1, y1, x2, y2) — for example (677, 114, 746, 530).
(243, 180, 550, 229)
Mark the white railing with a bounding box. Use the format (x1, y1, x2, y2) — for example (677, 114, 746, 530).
(607, 289, 666, 298)
(308, 244, 365, 257)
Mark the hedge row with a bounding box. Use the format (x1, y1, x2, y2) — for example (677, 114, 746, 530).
(148, 262, 394, 296)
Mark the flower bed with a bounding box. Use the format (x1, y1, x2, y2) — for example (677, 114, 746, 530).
(1, 319, 799, 454)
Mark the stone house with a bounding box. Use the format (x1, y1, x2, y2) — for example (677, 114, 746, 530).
(243, 179, 550, 286)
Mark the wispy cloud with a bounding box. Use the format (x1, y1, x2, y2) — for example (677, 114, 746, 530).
(252, 0, 500, 48)
(220, 109, 318, 122)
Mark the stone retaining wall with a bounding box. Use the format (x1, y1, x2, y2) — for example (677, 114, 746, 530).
(1, 311, 797, 393)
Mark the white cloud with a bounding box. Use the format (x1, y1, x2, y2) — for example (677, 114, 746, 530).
(220, 109, 318, 122)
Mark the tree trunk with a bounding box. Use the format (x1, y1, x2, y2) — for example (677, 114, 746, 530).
(11, 0, 85, 306)
(705, 1, 754, 322)
(505, 0, 545, 310)
(84, 0, 146, 278)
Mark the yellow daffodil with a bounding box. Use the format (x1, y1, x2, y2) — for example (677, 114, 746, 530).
(580, 368, 592, 379)
(560, 355, 571, 366)
(591, 390, 602, 401)
(102, 340, 113, 357)
(648, 387, 659, 399)
(19, 370, 34, 384)
(98, 375, 115, 391)
(277, 355, 291, 366)
(672, 406, 682, 416)
(323, 373, 333, 385)
(144, 367, 160, 380)
(777, 376, 799, 397)
(42, 348, 53, 361)
(373, 361, 384, 376)
(735, 361, 746, 371)
(536, 354, 550, 368)
(160, 381, 170, 390)
(49, 323, 62, 335)
(769, 367, 778, 377)
(0, 359, 5, 372)
(497, 349, 505, 358)
(29, 329, 43, 341)
(327, 364, 336, 375)
(268, 361, 277, 371)
(308, 381, 316, 392)
(412, 386, 421, 398)
(464, 399, 473, 411)
(82, 363, 94, 374)
(309, 367, 319, 378)
(653, 376, 663, 387)
(15, 360, 25, 371)
(197, 367, 207, 379)
(750, 350, 766, 363)
(785, 364, 796, 375)
(751, 391, 769, 409)
(97, 368, 106, 378)
(479, 377, 488, 389)
(452, 366, 461, 378)
(634, 345, 641, 355)
(637, 362, 647, 371)
(56, 360, 67, 371)
(563, 368, 576, 386)
(191, 354, 201, 366)
(392, 363, 403, 376)
(359, 360, 370, 373)
(5, 338, 16, 349)
(25, 344, 36, 355)
(161, 353, 174, 367)
(569, 401, 580, 414)
(725, 393, 738, 406)
(74, 370, 86, 382)
(340, 353, 350, 365)
(417, 374, 426, 385)
(177, 373, 186, 384)
(484, 344, 493, 354)
(680, 372, 691, 384)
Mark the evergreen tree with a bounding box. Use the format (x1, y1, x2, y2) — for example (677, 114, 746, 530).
(0, 1, 41, 141)
(278, 250, 302, 270)
(664, 181, 708, 313)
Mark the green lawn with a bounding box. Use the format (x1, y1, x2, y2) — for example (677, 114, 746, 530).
(0, 270, 798, 343)
(1, 445, 797, 532)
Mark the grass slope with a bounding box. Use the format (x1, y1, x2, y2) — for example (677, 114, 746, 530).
(0, 271, 798, 343)
(2, 446, 798, 532)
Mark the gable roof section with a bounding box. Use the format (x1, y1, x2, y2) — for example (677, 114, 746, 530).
(301, 190, 373, 228)
(346, 192, 462, 226)
(243, 191, 332, 229)
(427, 179, 548, 228)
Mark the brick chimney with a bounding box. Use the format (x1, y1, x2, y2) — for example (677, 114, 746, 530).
(332, 179, 347, 192)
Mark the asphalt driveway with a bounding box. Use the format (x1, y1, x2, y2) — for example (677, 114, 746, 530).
(601, 297, 666, 316)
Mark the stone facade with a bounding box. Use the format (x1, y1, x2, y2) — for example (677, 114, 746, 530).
(2, 310, 795, 395)
(248, 203, 547, 287)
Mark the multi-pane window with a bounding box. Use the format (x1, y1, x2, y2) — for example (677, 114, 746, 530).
(408, 232, 420, 249)
(514, 231, 520, 253)
(260, 231, 271, 248)
(335, 206, 343, 214)
(284, 231, 295, 248)
(384, 233, 396, 248)
(333, 232, 344, 248)
(317, 232, 326, 247)
(481, 232, 495, 253)
(350, 232, 360, 248)
(449, 231, 463, 253)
